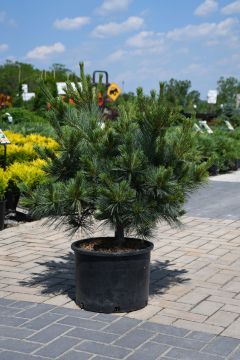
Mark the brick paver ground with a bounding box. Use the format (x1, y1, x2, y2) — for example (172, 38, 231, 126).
(0, 214, 240, 340)
(0, 173, 240, 358)
(0, 297, 239, 360)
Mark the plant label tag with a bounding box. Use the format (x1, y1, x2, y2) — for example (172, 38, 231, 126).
(0, 129, 10, 144)
(193, 124, 203, 133)
(107, 82, 122, 101)
(199, 121, 213, 134)
(224, 120, 234, 131)
(207, 90, 217, 104)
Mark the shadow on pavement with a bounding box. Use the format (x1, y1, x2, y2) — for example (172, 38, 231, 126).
(150, 260, 189, 295)
(19, 254, 189, 301)
(20, 253, 76, 300)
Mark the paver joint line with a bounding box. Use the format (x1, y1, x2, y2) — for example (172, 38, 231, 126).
(0, 298, 240, 360)
(1, 209, 240, 359)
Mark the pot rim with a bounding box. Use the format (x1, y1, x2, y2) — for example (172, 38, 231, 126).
(71, 237, 154, 257)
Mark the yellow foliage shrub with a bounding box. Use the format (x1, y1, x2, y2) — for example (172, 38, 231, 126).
(0, 168, 9, 200)
(7, 159, 47, 189)
(0, 130, 58, 165)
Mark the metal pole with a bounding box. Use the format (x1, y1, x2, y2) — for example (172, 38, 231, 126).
(3, 145, 6, 171)
(18, 65, 21, 84)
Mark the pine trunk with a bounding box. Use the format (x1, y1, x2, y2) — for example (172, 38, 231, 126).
(115, 223, 125, 247)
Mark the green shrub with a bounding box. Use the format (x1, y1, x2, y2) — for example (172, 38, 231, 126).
(197, 128, 240, 173)
(0, 121, 54, 137)
(0, 107, 46, 124)
(0, 168, 9, 200)
(230, 110, 240, 127)
(229, 127, 240, 141)
(0, 107, 54, 136)
(197, 133, 218, 168)
(212, 130, 239, 172)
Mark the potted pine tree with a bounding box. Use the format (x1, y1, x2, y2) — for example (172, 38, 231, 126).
(23, 65, 208, 313)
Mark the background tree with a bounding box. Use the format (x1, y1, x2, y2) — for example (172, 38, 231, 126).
(163, 79, 200, 112)
(0, 61, 41, 97)
(33, 79, 58, 115)
(217, 76, 240, 106)
(50, 63, 79, 82)
(0, 61, 79, 100)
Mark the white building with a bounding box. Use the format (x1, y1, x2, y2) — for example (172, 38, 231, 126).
(56, 82, 82, 95)
(21, 84, 35, 101)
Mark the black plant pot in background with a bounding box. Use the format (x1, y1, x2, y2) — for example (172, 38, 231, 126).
(232, 159, 240, 171)
(208, 164, 219, 176)
(5, 187, 20, 213)
(71, 237, 154, 313)
(0, 200, 6, 231)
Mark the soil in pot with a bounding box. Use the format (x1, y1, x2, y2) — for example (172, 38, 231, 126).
(80, 237, 150, 253)
(71, 237, 153, 313)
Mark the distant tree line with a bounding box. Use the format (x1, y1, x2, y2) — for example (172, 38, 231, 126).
(0, 61, 79, 97)
(0, 60, 240, 114)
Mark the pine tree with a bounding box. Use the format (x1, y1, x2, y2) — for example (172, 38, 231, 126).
(23, 66, 208, 246)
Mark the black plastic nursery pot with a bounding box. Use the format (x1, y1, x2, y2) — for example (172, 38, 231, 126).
(5, 187, 20, 213)
(208, 164, 219, 176)
(231, 159, 240, 171)
(71, 237, 154, 313)
(0, 200, 6, 231)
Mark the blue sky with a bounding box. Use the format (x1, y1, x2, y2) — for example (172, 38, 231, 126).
(1, 0, 240, 98)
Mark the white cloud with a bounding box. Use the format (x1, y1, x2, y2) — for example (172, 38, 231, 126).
(91, 16, 144, 38)
(53, 16, 90, 30)
(217, 53, 240, 66)
(126, 31, 164, 48)
(181, 63, 208, 76)
(205, 39, 220, 46)
(194, 0, 218, 16)
(166, 17, 238, 41)
(26, 42, 65, 60)
(122, 16, 239, 72)
(126, 18, 238, 52)
(97, 0, 132, 15)
(222, 0, 240, 14)
(107, 49, 127, 62)
(0, 11, 6, 23)
(8, 19, 16, 27)
(0, 43, 8, 52)
(0, 11, 16, 26)
(107, 31, 167, 63)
